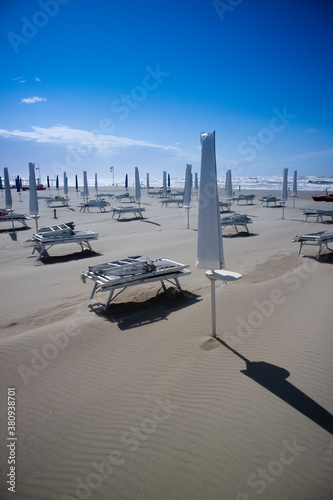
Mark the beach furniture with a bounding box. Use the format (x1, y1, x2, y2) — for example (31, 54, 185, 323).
(78, 200, 110, 212)
(292, 230, 333, 259)
(303, 209, 333, 222)
(234, 194, 256, 205)
(115, 193, 135, 202)
(260, 196, 285, 207)
(81, 256, 191, 312)
(221, 214, 253, 233)
(111, 206, 146, 220)
(219, 201, 232, 213)
(45, 196, 70, 207)
(31, 222, 98, 260)
(96, 193, 115, 199)
(0, 210, 31, 227)
(160, 198, 184, 207)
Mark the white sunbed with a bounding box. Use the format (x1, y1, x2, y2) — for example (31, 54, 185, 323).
(81, 256, 191, 312)
(234, 194, 256, 205)
(260, 196, 285, 207)
(303, 209, 333, 222)
(0, 210, 31, 227)
(115, 193, 135, 202)
(96, 193, 115, 199)
(31, 222, 99, 260)
(45, 196, 70, 207)
(292, 230, 333, 259)
(111, 206, 146, 220)
(160, 198, 184, 207)
(219, 201, 232, 213)
(221, 214, 253, 233)
(78, 200, 110, 212)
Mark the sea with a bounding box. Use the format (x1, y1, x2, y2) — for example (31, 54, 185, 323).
(72, 174, 333, 191)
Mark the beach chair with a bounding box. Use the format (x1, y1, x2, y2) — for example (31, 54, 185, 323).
(31, 222, 99, 260)
(78, 200, 110, 212)
(221, 214, 253, 233)
(96, 193, 115, 199)
(46, 196, 70, 207)
(111, 206, 146, 220)
(260, 196, 285, 207)
(303, 209, 333, 222)
(0, 210, 31, 227)
(81, 256, 191, 312)
(292, 231, 333, 259)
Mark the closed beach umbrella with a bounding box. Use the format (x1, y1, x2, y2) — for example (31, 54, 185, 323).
(168, 173, 171, 188)
(146, 173, 150, 190)
(56, 175, 59, 192)
(0, 176, 3, 197)
(281, 168, 288, 201)
(75, 174, 78, 191)
(135, 167, 141, 205)
(29, 162, 39, 231)
(83, 171, 89, 199)
(47, 175, 50, 189)
(163, 171, 167, 196)
(4, 167, 12, 210)
(226, 169, 233, 199)
(292, 170, 297, 207)
(183, 164, 192, 229)
(95, 173, 98, 193)
(64, 172, 68, 197)
(16, 175, 21, 192)
(196, 132, 241, 338)
(194, 172, 198, 191)
(125, 174, 128, 190)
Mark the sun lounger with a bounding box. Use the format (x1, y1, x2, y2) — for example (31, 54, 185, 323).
(234, 194, 256, 205)
(45, 196, 70, 207)
(303, 209, 333, 222)
(96, 193, 115, 199)
(160, 198, 184, 207)
(111, 206, 146, 220)
(219, 202, 232, 212)
(260, 196, 285, 207)
(31, 222, 98, 260)
(221, 214, 253, 233)
(115, 193, 135, 202)
(81, 256, 191, 312)
(292, 230, 333, 259)
(78, 200, 110, 212)
(0, 211, 31, 227)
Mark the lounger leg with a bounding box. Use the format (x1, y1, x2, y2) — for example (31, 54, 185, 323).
(297, 242, 304, 257)
(161, 280, 167, 292)
(89, 282, 98, 300)
(104, 290, 114, 312)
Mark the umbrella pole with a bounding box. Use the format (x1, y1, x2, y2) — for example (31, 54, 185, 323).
(207, 271, 217, 338)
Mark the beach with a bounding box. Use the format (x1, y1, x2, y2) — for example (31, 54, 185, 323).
(0, 186, 332, 500)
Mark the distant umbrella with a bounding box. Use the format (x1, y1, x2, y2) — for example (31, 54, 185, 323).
(194, 172, 198, 191)
(75, 174, 78, 197)
(281, 168, 288, 219)
(63, 171, 68, 197)
(29, 162, 39, 231)
(47, 175, 50, 189)
(16, 175, 22, 202)
(0, 176, 3, 198)
(4, 168, 15, 234)
(168, 173, 171, 188)
(95, 173, 98, 194)
(183, 164, 192, 229)
(125, 174, 128, 190)
(292, 170, 297, 207)
(146, 173, 150, 189)
(226, 169, 233, 199)
(196, 132, 241, 338)
(83, 171, 89, 199)
(163, 171, 167, 196)
(56, 175, 59, 192)
(135, 167, 141, 206)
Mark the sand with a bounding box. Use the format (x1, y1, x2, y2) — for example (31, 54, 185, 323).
(0, 186, 332, 500)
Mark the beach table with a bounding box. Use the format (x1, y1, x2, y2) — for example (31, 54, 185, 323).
(31, 222, 98, 260)
(111, 206, 146, 220)
(81, 256, 191, 312)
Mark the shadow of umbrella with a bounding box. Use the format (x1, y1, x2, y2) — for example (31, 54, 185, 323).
(216, 338, 333, 435)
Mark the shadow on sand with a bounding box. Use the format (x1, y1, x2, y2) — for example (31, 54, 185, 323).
(216, 338, 333, 435)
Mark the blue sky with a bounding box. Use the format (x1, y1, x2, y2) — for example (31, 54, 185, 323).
(1, 0, 332, 184)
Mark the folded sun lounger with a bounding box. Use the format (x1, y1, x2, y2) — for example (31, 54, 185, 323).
(234, 194, 256, 205)
(221, 214, 253, 233)
(160, 198, 184, 207)
(0, 211, 31, 227)
(45, 196, 70, 207)
(31, 222, 98, 260)
(78, 200, 110, 212)
(115, 193, 135, 202)
(292, 230, 333, 259)
(81, 256, 191, 312)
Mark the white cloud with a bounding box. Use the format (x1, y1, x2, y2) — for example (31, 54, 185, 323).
(284, 148, 333, 161)
(21, 96, 46, 104)
(0, 125, 181, 156)
(306, 128, 318, 133)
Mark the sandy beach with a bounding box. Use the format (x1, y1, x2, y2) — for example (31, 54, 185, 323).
(0, 186, 332, 500)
